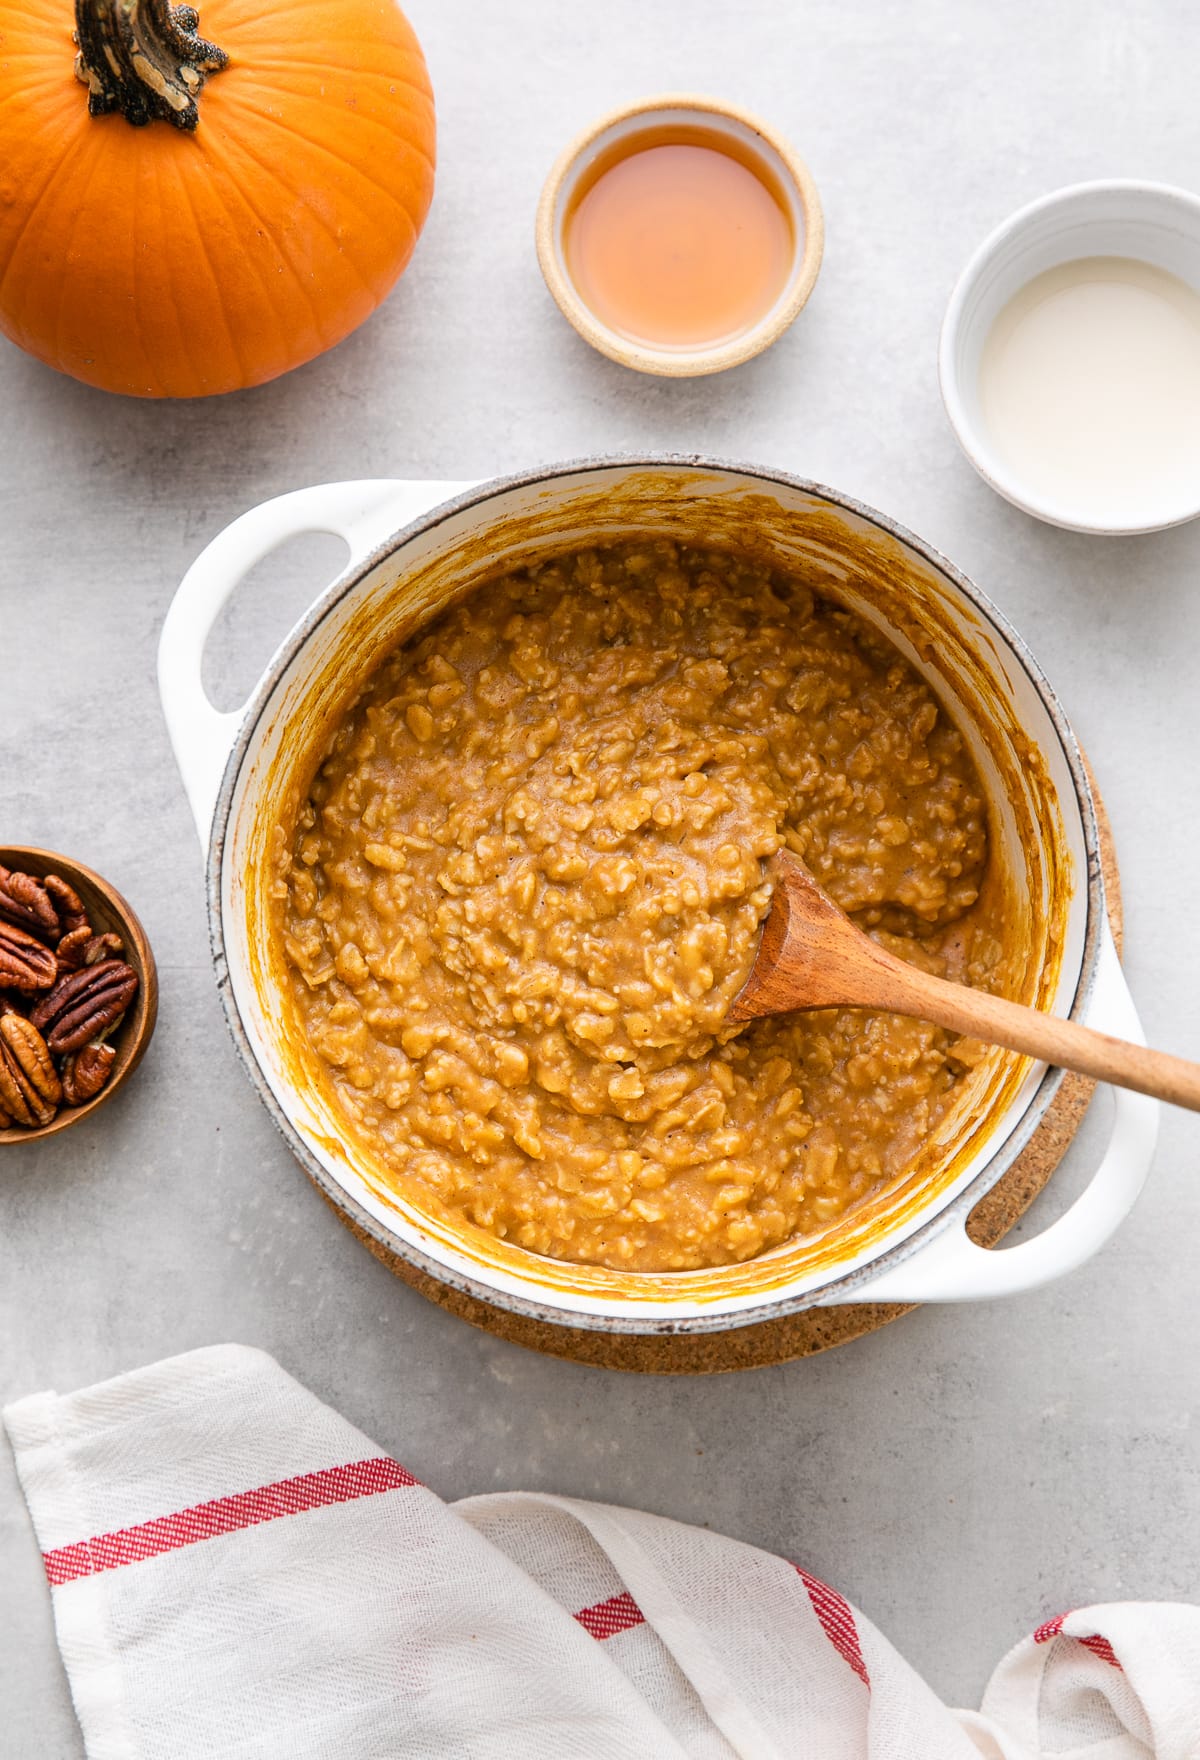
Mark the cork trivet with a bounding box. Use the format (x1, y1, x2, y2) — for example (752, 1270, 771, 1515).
(320, 766, 1121, 1374)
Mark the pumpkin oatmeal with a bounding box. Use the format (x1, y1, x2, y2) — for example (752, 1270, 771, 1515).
(274, 539, 1013, 1272)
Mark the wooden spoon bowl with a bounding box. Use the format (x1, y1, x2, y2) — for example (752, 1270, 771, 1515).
(0, 846, 158, 1145)
(731, 851, 1200, 1113)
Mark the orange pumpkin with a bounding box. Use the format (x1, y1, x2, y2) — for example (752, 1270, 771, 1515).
(0, 0, 435, 396)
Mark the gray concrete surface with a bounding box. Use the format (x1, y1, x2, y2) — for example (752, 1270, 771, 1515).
(3, 1, 1200, 1749)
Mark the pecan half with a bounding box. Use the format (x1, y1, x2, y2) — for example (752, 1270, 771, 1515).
(0, 867, 59, 940)
(0, 921, 58, 992)
(0, 1012, 61, 1127)
(43, 875, 90, 941)
(84, 932, 124, 966)
(30, 959, 138, 1056)
(54, 926, 92, 972)
(57, 928, 123, 973)
(61, 1041, 118, 1106)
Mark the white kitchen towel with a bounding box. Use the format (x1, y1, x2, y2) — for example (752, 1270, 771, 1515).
(5, 1345, 1196, 1760)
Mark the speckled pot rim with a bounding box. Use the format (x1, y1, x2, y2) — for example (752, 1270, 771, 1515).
(205, 455, 1104, 1338)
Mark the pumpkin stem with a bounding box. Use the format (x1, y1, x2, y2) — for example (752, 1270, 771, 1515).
(74, 0, 227, 131)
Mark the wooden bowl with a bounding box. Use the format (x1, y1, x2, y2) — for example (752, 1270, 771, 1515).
(0, 847, 158, 1144)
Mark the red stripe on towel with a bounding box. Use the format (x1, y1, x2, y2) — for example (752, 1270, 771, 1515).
(43, 1457, 419, 1586)
(1034, 1614, 1121, 1669)
(1080, 1633, 1122, 1668)
(574, 1590, 645, 1640)
(794, 1566, 871, 1687)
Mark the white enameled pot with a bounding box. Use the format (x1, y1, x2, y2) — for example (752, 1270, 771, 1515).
(158, 460, 1158, 1335)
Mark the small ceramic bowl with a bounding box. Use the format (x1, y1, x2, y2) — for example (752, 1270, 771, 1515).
(536, 93, 824, 377)
(0, 847, 158, 1145)
(940, 179, 1200, 534)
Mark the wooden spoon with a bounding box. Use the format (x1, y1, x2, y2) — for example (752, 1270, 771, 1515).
(728, 851, 1200, 1112)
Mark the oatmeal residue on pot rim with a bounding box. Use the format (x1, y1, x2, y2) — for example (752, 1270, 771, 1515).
(273, 538, 1019, 1273)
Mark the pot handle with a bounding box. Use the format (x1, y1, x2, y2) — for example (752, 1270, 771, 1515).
(834, 918, 1158, 1303)
(158, 479, 475, 846)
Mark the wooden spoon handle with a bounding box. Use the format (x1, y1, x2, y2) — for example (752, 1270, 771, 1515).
(886, 962, 1200, 1112)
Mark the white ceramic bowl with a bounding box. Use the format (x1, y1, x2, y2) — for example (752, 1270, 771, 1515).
(536, 95, 824, 377)
(940, 179, 1200, 533)
(159, 460, 1158, 1337)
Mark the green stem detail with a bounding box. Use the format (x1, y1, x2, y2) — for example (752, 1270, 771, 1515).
(74, 0, 227, 131)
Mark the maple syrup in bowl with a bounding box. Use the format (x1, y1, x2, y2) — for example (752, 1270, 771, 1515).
(537, 96, 824, 376)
